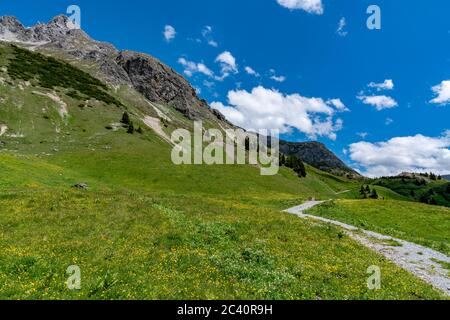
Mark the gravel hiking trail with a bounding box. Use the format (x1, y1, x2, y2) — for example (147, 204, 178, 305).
(284, 201, 450, 296)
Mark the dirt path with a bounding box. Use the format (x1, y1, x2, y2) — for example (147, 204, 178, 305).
(142, 116, 173, 145)
(335, 189, 351, 195)
(284, 201, 450, 296)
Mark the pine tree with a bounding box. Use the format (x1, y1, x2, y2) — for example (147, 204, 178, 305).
(127, 121, 135, 134)
(280, 154, 286, 167)
(136, 126, 143, 134)
(370, 189, 379, 199)
(298, 160, 307, 178)
(419, 194, 429, 204)
(121, 112, 131, 125)
(285, 156, 293, 169)
(365, 185, 371, 194)
(360, 186, 366, 196)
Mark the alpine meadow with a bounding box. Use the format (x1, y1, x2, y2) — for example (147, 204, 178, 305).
(0, 0, 449, 303)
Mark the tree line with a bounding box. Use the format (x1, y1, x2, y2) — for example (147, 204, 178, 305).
(280, 154, 307, 178)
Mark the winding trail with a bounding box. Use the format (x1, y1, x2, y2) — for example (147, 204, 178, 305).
(284, 201, 450, 296)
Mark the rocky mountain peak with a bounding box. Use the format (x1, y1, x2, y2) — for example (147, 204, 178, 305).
(0, 14, 84, 44)
(0, 16, 24, 30)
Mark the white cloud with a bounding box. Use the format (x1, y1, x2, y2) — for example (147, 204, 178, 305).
(270, 75, 286, 82)
(163, 25, 176, 42)
(368, 79, 394, 91)
(269, 69, 286, 82)
(276, 0, 324, 15)
(430, 80, 450, 105)
(245, 66, 260, 77)
(215, 51, 238, 80)
(202, 26, 219, 47)
(357, 95, 398, 111)
(327, 98, 349, 112)
(202, 26, 212, 37)
(336, 17, 348, 37)
(211, 86, 345, 140)
(178, 57, 214, 77)
(385, 117, 394, 125)
(203, 80, 215, 88)
(350, 132, 450, 177)
(208, 40, 218, 47)
(357, 132, 369, 139)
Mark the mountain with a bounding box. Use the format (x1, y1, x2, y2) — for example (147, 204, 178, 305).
(280, 141, 360, 178)
(0, 15, 357, 177)
(443, 175, 450, 181)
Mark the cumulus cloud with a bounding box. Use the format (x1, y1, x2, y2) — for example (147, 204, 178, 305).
(336, 17, 348, 37)
(430, 80, 450, 105)
(215, 51, 238, 80)
(349, 132, 450, 177)
(276, 0, 324, 15)
(357, 95, 398, 111)
(368, 79, 394, 91)
(163, 25, 176, 42)
(211, 86, 345, 140)
(178, 57, 214, 77)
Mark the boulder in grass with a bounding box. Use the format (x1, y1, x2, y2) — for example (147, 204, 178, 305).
(72, 183, 88, 190)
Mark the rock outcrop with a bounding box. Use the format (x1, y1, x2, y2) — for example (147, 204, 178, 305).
(116, 51, 219, 120)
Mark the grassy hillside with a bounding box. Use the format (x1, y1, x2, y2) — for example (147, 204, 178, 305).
(308, 200, 450, 255)
(372, 176, 450, 208)
(0, 43, 447, 299)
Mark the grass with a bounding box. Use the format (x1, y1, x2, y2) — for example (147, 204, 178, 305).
(0, 188, 445, 299)
(431, 259, 450, 277)
(307, 200, 450, 255)
(0, 43, 447, 299)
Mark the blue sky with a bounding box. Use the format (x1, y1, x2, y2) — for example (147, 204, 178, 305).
(1, 0, 449, 176)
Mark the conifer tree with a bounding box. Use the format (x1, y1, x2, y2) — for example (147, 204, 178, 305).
(121, 112, 131, 125)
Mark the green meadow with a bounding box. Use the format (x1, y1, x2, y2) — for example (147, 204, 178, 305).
(307, 200, 450, 255)
(0, 43, 448, 299)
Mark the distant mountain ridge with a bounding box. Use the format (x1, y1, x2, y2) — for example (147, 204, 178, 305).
(443, 175, 450, 181)
(0, 15, 359, 177)
(279, 141, 360, 178)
